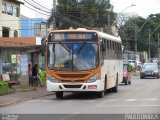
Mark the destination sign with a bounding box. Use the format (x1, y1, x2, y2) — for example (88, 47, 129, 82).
(48, 32, 98, 41)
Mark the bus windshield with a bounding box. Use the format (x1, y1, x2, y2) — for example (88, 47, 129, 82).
(47, 43, 98, 71)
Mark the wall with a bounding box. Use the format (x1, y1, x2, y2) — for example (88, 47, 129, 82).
(0, 0, 21, 37)
(21, 16, 47, 37)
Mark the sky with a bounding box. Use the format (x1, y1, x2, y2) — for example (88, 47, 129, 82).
(110, 0, 160, 18)
(20, 0, 160, 19)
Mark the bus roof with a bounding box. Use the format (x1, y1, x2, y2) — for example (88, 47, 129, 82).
(97, 31, 121, 42)
(49, 29, 121, 42)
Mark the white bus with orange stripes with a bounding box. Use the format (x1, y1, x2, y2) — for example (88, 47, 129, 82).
(46, 28, 123, 98)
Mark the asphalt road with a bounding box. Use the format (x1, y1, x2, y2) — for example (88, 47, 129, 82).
(0, 75, 160, 116)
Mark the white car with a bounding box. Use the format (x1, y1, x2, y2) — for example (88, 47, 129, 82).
(128, 60, 142, 68)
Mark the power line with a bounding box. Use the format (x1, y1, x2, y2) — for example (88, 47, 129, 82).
(31, 0, 51, 11)
(24, 4, 50, 16)
(0, 19, 46, 21)
(55, 12, 92, 29)
(24, 0, 51, 14)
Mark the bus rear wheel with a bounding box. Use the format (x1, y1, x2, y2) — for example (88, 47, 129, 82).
(56, 92, 63, 99)
(112, 74, 118, 93)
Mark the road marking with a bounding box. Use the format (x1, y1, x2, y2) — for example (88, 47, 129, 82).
(97, 98, 158, 107)
(125, 98, 157, 102)
(96, 99, 120, 107)
(125, 99, 136, 101)
(97, 104, 160, 108)
(140, 98, 157, 101)
(83, 100, 96, 103)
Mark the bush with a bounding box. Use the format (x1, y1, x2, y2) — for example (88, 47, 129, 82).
(38, 70, 46, 86)
(0, 80, 9, 90)
(0, 80, 13, 95)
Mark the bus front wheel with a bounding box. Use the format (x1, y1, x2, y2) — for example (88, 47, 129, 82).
(97, 91, 105, 98)
(56, 92, 63, 99)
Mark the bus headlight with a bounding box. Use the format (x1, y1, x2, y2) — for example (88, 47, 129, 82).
(47, 74, 59, 83)
(87, 73, 99, 83)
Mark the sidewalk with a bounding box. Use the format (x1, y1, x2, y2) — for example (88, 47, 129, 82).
(0, 86, 54, 107)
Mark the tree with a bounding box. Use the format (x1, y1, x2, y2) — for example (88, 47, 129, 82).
(119, 13, 160, 58)
(47, 0, 116, 33)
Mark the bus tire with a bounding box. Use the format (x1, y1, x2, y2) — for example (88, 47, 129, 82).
(97, 91, 105, 98)
(97, 76, 106, 98)
(104, 75, 107, 92)
(56, 92, 63, 99)
(112, 74, 118, 93)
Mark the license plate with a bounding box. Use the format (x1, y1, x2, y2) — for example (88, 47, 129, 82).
(88, 85, 97, 89)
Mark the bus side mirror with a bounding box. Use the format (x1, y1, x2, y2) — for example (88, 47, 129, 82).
(41, 38, 47, 46)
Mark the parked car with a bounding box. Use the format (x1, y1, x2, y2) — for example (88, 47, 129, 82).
(122, 65, 131, 85)
(140, 63, 160, 79)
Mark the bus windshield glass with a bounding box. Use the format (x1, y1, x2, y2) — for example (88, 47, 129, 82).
(48, 32, 98, 41)
(47, 43, 98, 71)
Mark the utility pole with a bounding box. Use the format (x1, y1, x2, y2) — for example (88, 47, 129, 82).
(108, 12, 110, 28)
(148, 28, 151, 61)
(53, 0, 56, 29)
(158, 32, 160, 64)
(158, 32, 160, 48)
(134, 25, 138, 68)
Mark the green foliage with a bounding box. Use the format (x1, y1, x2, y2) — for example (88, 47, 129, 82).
(120, 13, 160, 57)
(0, 80, 10, 95)
(38, 71, 46, 86)
(48, 0, 116, 32)
(0, 80, 9, 90)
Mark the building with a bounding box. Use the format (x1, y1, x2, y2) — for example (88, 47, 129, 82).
(0, 0, 23, 37)
(21, 16, 47, 37)
(20, 16, 47, 70)
(0, 1, 46, 84)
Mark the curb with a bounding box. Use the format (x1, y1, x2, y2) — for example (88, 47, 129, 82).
(0, 92, 54, 107)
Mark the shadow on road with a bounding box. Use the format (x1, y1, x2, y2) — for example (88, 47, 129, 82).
(52, 90, 114, 100)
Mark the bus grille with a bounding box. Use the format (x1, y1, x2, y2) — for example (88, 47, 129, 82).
(61, 80, 84, 83)
(63, 85, 82, 88)
(56, 73, 88, 78)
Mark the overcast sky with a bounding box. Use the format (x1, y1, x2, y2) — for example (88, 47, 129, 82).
(20, 0, 160, 18)
(110, 0, 160, 18)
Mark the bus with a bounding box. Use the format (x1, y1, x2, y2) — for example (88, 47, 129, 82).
(46, 28, 123, 98)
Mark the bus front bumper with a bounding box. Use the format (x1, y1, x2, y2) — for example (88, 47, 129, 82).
(46, 80, 104, 92)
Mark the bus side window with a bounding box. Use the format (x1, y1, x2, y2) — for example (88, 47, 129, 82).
(102, 39, 106, 52)
(103, 39, 107, 59)
(120, 43, 122, 59)
(106, 40, 109, 59)
(108, 40, 111, 59)
(101, 40, 105, 66)
(113, 41, 115, 59)
(115, 42, 118, 60)
(110, 41, 113, 59)
(117, 43, 119, 59)
(117, 43, 122, 59)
